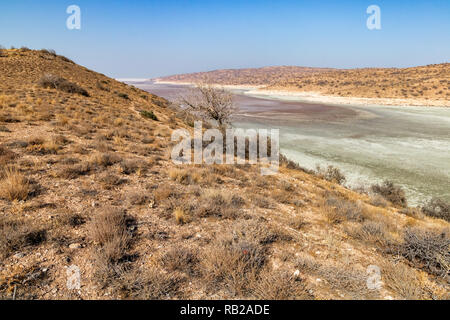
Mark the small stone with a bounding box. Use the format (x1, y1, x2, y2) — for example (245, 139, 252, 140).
(14, 253, 25, 259)
(69, 243, 82, 249)
(293, 270, 300, 278)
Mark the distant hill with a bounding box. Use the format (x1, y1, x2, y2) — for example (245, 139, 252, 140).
(156, 66, 334, 86)
(157, 63, 450, 104)
(267, 63, 450, 101)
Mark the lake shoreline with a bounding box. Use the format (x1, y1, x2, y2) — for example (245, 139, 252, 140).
(141, 82, 450, 205)
(153, 80, 450, 108)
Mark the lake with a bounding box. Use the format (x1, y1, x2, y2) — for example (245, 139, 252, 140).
(132, 82, 450, 205)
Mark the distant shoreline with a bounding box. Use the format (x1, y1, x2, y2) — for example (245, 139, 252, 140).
(153, 80, 450, 108)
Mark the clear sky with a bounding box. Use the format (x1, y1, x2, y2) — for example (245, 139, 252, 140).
(1, 0, 449, 78)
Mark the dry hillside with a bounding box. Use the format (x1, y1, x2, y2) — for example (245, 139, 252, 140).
(158, 64, 450, 106)
(0, 49, 449, 300)
(267, 64, 450, 101)
(156, 66, 333, 86)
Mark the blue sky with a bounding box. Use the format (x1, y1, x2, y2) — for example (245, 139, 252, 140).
(1, 0, 449, 78)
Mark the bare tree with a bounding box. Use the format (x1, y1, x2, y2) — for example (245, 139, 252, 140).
(180, 84, 236, 127)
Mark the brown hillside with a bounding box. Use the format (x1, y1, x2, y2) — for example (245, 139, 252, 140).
(157, 66, 334, 86)
(0, 49, 448, 300)
(158, 63, 449, 105)
(267, 64, 450, 101)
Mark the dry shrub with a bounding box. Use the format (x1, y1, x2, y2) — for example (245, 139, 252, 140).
(117, 266, 183, 300)
(91, 152, 121, 167)
(0, 145, 17, 166)
(57, 162, 91, 179)
(119, 159, 145, 175)
(58, 211, 86, 227)
(98, 173, 126, 190)
(399, 207, 423, 219)
(371, 180, 407, 207)
(154, 184, 176, 202)
(422, 198, 449, 222)
(252, 194, 272, 209)
(271, 188, 294, 204)
(0, 216, 47, 259)
(89, 207, 135, 284)
(318, 262, 372, 298)
(381, 261, 429, 300)
(349, 221, 393, 247)
(90, 208, 130, 247)
(233, 220, 292, 245)
(127, 192, 148, 206)
(161, 246, 198, 275)
(325, 197, 366, 224)
(370, 194, 389, 208)
(38, 74, 89, 97)
(201, 220, 291, 297)
(140, 110, 158, 121)
(0, 167, 31, 201)
(400, 227, 449, 277)
(316, 165, 346, 185)
(201, 235, 266, 296)
(295, 252, 375, 298)
(295, 253, 320, 272)
(168, 168, 200, 185)
(196, 189, 243, 219)
(25, 137, 60, 155)
(93, 141, 111, 153)
(252, 269, 312, 300)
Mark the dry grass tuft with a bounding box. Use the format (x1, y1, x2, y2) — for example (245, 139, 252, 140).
(174, 208, 189, 225)
(57, 162, 91, 179)
(201, 236, 266, 296)
(168, 168, 200, 185)
(196, 189, 244, 219)
(252, 269, 312, 300)
(0, 145, 17, 166)
(161, 246, 198, 275)
(324, 197, 366, 224)
(290, 215, 307, 230)
(89, 207, 135, 284)
(381, 261, 429, 300)
(0, 167, 31, 201)
(117, 266, 184, 300)
(58, 211, 86, 227)
(348, 220, 393, 247)
(0, 216, 47, 259)
(154, 184, 176, 203)
(98, 173, 126, 190)
(91, 152, 121, 168)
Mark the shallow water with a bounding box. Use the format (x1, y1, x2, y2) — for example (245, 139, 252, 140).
(135, 82, 450, 205)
